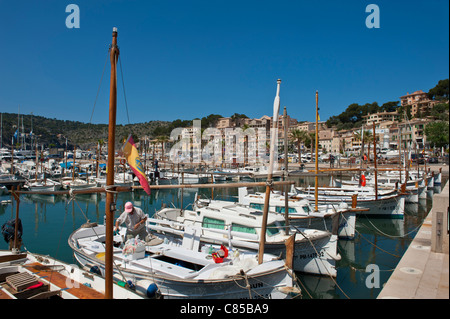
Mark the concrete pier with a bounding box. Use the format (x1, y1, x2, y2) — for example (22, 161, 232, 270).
(378, 180, 449, 299)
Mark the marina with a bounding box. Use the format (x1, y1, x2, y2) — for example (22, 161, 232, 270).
(0, 165, 446, 299)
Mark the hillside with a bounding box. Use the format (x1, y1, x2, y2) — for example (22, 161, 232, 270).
(0, 112, 170, 150)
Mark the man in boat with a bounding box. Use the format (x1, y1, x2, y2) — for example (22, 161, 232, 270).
(114, 202, 148, 240)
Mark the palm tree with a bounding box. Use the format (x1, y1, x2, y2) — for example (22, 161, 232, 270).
(289, 129, 308, 163)
(156, 135, 169, 161)
(363, 131, 373, 160)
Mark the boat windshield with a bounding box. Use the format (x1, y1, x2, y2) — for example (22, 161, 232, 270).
(231, 223, 257, 234)
(202, 217, 225, 230)
(266, 222, 285, 237)
(275, 206, 297, 213)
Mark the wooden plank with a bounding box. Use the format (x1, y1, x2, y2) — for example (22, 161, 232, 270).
(0, 288, 13, 299)
(0, 253, 27, 264)
(24, 263, 105, 299)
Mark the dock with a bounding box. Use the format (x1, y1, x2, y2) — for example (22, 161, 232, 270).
(377, 178, 449, 299)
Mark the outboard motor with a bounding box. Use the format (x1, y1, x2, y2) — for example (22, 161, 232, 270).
(1, 218, 23, 247)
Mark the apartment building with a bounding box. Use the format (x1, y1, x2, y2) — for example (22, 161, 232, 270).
(400, 90, 439, 117)
(363, 111, 399, 126)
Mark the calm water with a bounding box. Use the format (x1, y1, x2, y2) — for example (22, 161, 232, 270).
(0, 175, 443, 299)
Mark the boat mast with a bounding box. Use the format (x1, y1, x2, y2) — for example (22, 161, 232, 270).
(105, 27, 119, 299)
(258, 79, 281, 264)
(373, 122, 378, 200)
(314, 91, 319, 212)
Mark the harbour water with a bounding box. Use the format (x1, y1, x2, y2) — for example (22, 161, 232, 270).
(0, 175, 444, 299)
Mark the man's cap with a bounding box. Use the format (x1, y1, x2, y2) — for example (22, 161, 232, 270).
(125, 202, 134, 213)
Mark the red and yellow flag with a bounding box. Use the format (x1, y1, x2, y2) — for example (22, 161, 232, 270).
(122, 134, 151, 195)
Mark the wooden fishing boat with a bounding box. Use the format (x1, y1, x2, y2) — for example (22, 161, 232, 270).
(333, 171, 426, 201)
(292, 186, 405, 218)
(235, 187, 357, 239)
(155, 201, 341, 277)
(68, 222, 300, 298)
(24, 179, 62, 192)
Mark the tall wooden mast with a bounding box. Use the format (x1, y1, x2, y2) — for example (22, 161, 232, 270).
(105, 27, 119, 299)
(314, 91, 319, 211)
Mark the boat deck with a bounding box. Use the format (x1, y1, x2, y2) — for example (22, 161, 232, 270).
(23, 262, 105, 299)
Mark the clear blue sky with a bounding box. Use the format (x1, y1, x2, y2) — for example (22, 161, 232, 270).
(0, 0, 448, 125)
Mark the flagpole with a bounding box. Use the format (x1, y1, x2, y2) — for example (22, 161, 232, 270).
(105, 27, 119, 299)
(315, 91, 319, 212)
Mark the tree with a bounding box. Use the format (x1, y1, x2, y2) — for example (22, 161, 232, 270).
(428, 79, 449, 100)
(425, 122, 449, 148)
(431, 103, 450, 121)
(289, 129, 309, 163)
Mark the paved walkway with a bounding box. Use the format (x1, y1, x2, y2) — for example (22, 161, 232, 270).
(377, 181, 449, 299)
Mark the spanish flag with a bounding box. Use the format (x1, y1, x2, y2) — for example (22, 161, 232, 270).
(122, 134, 151, 195)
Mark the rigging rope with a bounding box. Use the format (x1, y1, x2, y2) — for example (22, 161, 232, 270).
(118, 55, 131, 127)
(89, 52, 109, 125)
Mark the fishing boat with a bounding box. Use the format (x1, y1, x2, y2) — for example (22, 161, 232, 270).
(235, 187, 356, 239)
(95, 173, 134, 188)
(0, 250, 144, 299)
(292, 186, 405, 218)
(178, 172, 209, 184)
(333, 171, 426, 201)
(61, 177, 97, 190)
(154, 202, 341, 277)
(68, 221, 300, 298)
(240, 165, 284, 180)
(24, 179, 62, 192)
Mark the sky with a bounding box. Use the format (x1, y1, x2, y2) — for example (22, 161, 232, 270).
(0, 0, 448, 126)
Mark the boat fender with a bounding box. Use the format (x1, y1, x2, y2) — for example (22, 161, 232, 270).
(136, 280, 158, 298)
(360, 175, 366, 187)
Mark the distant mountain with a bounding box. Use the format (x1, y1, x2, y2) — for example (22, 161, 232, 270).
(0, 112, 170, 150)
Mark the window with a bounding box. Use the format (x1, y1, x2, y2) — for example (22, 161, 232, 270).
(266, 222, 285, 236)
(249, 203, 264, 210)
(231, 223, 257, 234)
(300, 205, 310, 213)
(202, 217, 225, 230)
(275, 206, 297, 214)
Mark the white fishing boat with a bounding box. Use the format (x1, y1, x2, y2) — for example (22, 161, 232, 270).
(0, 250, 144, 299)
(177, 171, 209, 184)
(240, 165, 284, 180)
(95, 173, 134, 188)
(61, 178, 97, 190)
(24, 179, 62, 192)
(292, 186, 405, 218)
(155, 201, 341, 277)
(235, 187, 356, 239)
(68, 221, 300, 299)
(333, 172, 426, 202)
